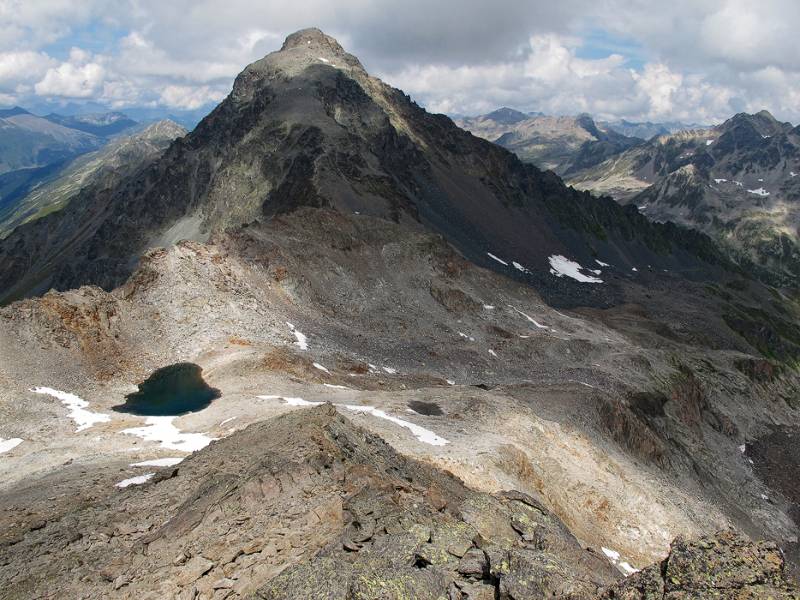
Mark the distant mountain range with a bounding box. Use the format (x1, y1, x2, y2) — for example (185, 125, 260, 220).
(599, 119, 712, 140)
(0, 107, 107, 175)
(0, 120, 186, 239)
(454, 110, 642, 175)
(0, 107, 145, 238)
(43, 111, 138, 137)
(458, 107, 800, 284)
(570, 110, 800, 283)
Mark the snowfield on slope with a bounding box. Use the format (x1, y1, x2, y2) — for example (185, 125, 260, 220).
(259, 395, 450, 446)
(0, 438, 23, 454)
(116, 473, 155, 488)
(548, 255, 603, 283)
(122, 417, 216, 452)
(286, 322, 308, 350)
(31, 387, 111, 432)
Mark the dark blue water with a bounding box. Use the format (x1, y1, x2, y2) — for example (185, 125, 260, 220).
(113, 363, 220, 416)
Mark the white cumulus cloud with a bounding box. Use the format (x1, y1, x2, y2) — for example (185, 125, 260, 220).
(34, 48, 105, 98)
(0, 0, 799, 123)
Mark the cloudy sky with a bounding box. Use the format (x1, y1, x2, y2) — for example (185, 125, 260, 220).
(2, 0, 799, 124)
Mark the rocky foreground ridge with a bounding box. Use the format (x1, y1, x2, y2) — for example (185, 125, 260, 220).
(1, 404, 796, 599)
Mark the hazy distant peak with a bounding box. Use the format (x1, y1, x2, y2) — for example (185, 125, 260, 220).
(0, 106, 31, 118)
(485, 107, 529, 124)
(138, 119, 187, 141)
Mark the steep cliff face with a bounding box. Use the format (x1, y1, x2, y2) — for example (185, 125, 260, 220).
(0, 29, 729, 306)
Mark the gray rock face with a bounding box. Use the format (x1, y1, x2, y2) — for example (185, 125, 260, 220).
(0, 29, 729, 309)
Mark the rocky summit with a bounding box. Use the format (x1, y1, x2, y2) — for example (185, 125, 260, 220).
(0, 28, 728, 309)
(1, 27, 800, 600)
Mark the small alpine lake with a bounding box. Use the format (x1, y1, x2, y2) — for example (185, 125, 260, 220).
(113, 363, 221, 416)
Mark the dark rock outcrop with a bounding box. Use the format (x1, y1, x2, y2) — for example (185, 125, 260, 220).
(600, 531, 798, 599)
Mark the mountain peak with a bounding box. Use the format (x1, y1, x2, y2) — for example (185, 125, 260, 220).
(280, 27, 345, 54)
(138, 119, 187, 141)
(575, 113, 602, 137)
(485, 107, 529, 124)
(754, 109, 778, 122)
(721, 109, 789, 139)
(232, 28, 366, 102)
(0, 106, 31, 118)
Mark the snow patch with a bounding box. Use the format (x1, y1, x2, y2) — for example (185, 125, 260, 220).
(602, 547, 639, 576)
(706, 139, 714, 146)
(509, 305, 549, 329)
(317, 56, 330, 63)
(601, 547, 620, 561)
(483, 304, 495, 310)
(595, 259, 610, 267)
(286, 322, 308, 350)
(791, 172, 797, 177)
(116, 473, 154, 488)
(747, 187, 770, 197)
(313, 362, 330, 374)
(631, 267, 638, 272)
(219, 417, 236, 426)
(260, 395, 311, 406)
(488, 349, 498, 357)
(548, 255, 603, 283)
(323, 383, 349, 390)
(487, 252, 509, 266)
(382, 366, 397, 375)
(714, 178, 727, 184)
(122, 417, 215, 453)
(258, 396, 449, 446)
(32, 387, 110, 432)
(738, 444, 746, 454)
(446, 379, 455, 386)
(130, 457, 184, 467)
(512, 261, 531, 274)
(0, 438, 23, 454)
(458, 332, 475, 342)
